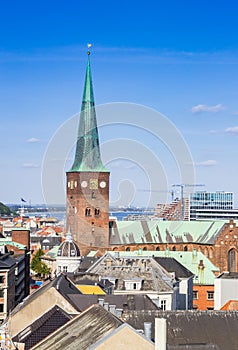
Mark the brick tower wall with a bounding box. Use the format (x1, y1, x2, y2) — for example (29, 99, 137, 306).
(66, 171, 110, 248)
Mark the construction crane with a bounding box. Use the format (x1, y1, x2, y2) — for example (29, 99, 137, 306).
(171, 184, 205, 220)
(137, 189, 176, 202)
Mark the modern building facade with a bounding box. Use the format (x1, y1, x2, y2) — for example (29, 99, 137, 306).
(66, 52, 110, 248)
(155, 191, 238, 221)
(189, 191, 238, 220)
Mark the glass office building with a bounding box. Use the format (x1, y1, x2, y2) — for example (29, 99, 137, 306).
(189, 191, 238, 220)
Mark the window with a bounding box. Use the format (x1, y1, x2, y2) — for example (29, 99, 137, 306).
(172, 246, 176, 251)
(85, 208, 91, 216)
(228, 249, 236, 272)
(63, 266, 68, 273)
(0, 304, 3, 313)
(160, 300, 166, 311)
(193, 291, 198, 300)
(0, 290, 4, 298)
(156, 247, 160, 251)
(95, 208, 100, 216)
(184, 246, 188, 251)
(124, 281, 141, 291)
(0, 276, 4, 284)
(207, 291, 214, 300)
(126, 247, 130, 252)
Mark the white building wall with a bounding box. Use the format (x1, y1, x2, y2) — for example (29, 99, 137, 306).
(214, 277, 238, 310)
(56, 257, 81, 273)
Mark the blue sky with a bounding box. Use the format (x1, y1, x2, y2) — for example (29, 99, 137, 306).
(1, 1, 238, 207)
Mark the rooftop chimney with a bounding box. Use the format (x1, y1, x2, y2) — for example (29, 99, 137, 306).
(144, 322, 152, 341)
(155, 318, 167, 350)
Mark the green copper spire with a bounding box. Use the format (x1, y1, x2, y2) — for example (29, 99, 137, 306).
(70, 54, 108, 172)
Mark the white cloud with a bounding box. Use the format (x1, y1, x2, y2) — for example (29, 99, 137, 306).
(194, 160, 218, 167)
(225, 126, 238, 134)
(191, 104, 225, 114)
(209, 129, 218, 134)
(27, 137, 41, 143)
(22, 163, 39, 168)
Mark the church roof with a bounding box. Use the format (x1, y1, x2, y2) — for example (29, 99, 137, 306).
(110, 220, 226, 245)
(69, 54, 108, 173)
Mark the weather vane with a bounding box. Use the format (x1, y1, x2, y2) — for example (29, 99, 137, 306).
(87, 43, 92, 55)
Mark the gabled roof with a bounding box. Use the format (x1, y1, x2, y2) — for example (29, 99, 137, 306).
(125, 310, 238, 350)
(67, 294, 160, 313)
(31, 304, 123, 350)
(216, 272, 238, 279)
(107, 250, 219, 285)
(221, 300, 238, 310)
(12, 305, 73, 350)
(0, 253, 16, 269)
(12, 273, 82, 315)
(90, 323, 154, 350)
(86, 252, 174, 293)
(110, 220, 226, 245)
(153, 257, 193, 278)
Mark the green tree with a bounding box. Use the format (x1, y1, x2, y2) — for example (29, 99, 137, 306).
(31, 249, 50, 277)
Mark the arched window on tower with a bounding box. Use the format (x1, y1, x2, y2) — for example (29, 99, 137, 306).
(95, 208, 100, 216)
(184, 246, 188, 251)
(172, 246, 176, 251)
(228, 248, 237, 272)
(85, 208, 91, 216)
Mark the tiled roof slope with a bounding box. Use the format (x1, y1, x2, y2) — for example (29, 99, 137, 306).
(12, 273, 82, 315)
(110, 220, 226, 245)
(108, 250, 219, 285)
(87, 253, 174, 293)
(216, 271, 238, 279)
(124, 310, 238, 350)
(221, 300, 238, 310)
(153, 257, 193, 278)
(67, 294, 160, 312)
(31, 304, 123, 350)
(0, 253, 16, 269)
(12, 305, 73, 350)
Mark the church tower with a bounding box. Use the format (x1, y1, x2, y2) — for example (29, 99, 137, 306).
(66, 51, 110, 248)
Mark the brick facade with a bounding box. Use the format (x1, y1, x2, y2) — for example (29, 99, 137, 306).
(192, 285, 214, 310)
(109, 221, 238, 274)
(66, 171, 110, 248)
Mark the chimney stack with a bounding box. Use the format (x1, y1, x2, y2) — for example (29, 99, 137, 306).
(155, 318, 167, 350)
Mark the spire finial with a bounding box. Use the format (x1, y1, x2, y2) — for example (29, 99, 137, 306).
(87, 43, 92, 56)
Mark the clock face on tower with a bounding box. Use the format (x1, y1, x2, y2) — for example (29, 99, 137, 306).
(90, 179, 98, 189)
(100, 181, 106, 188)
(81, 181, 88, 188)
